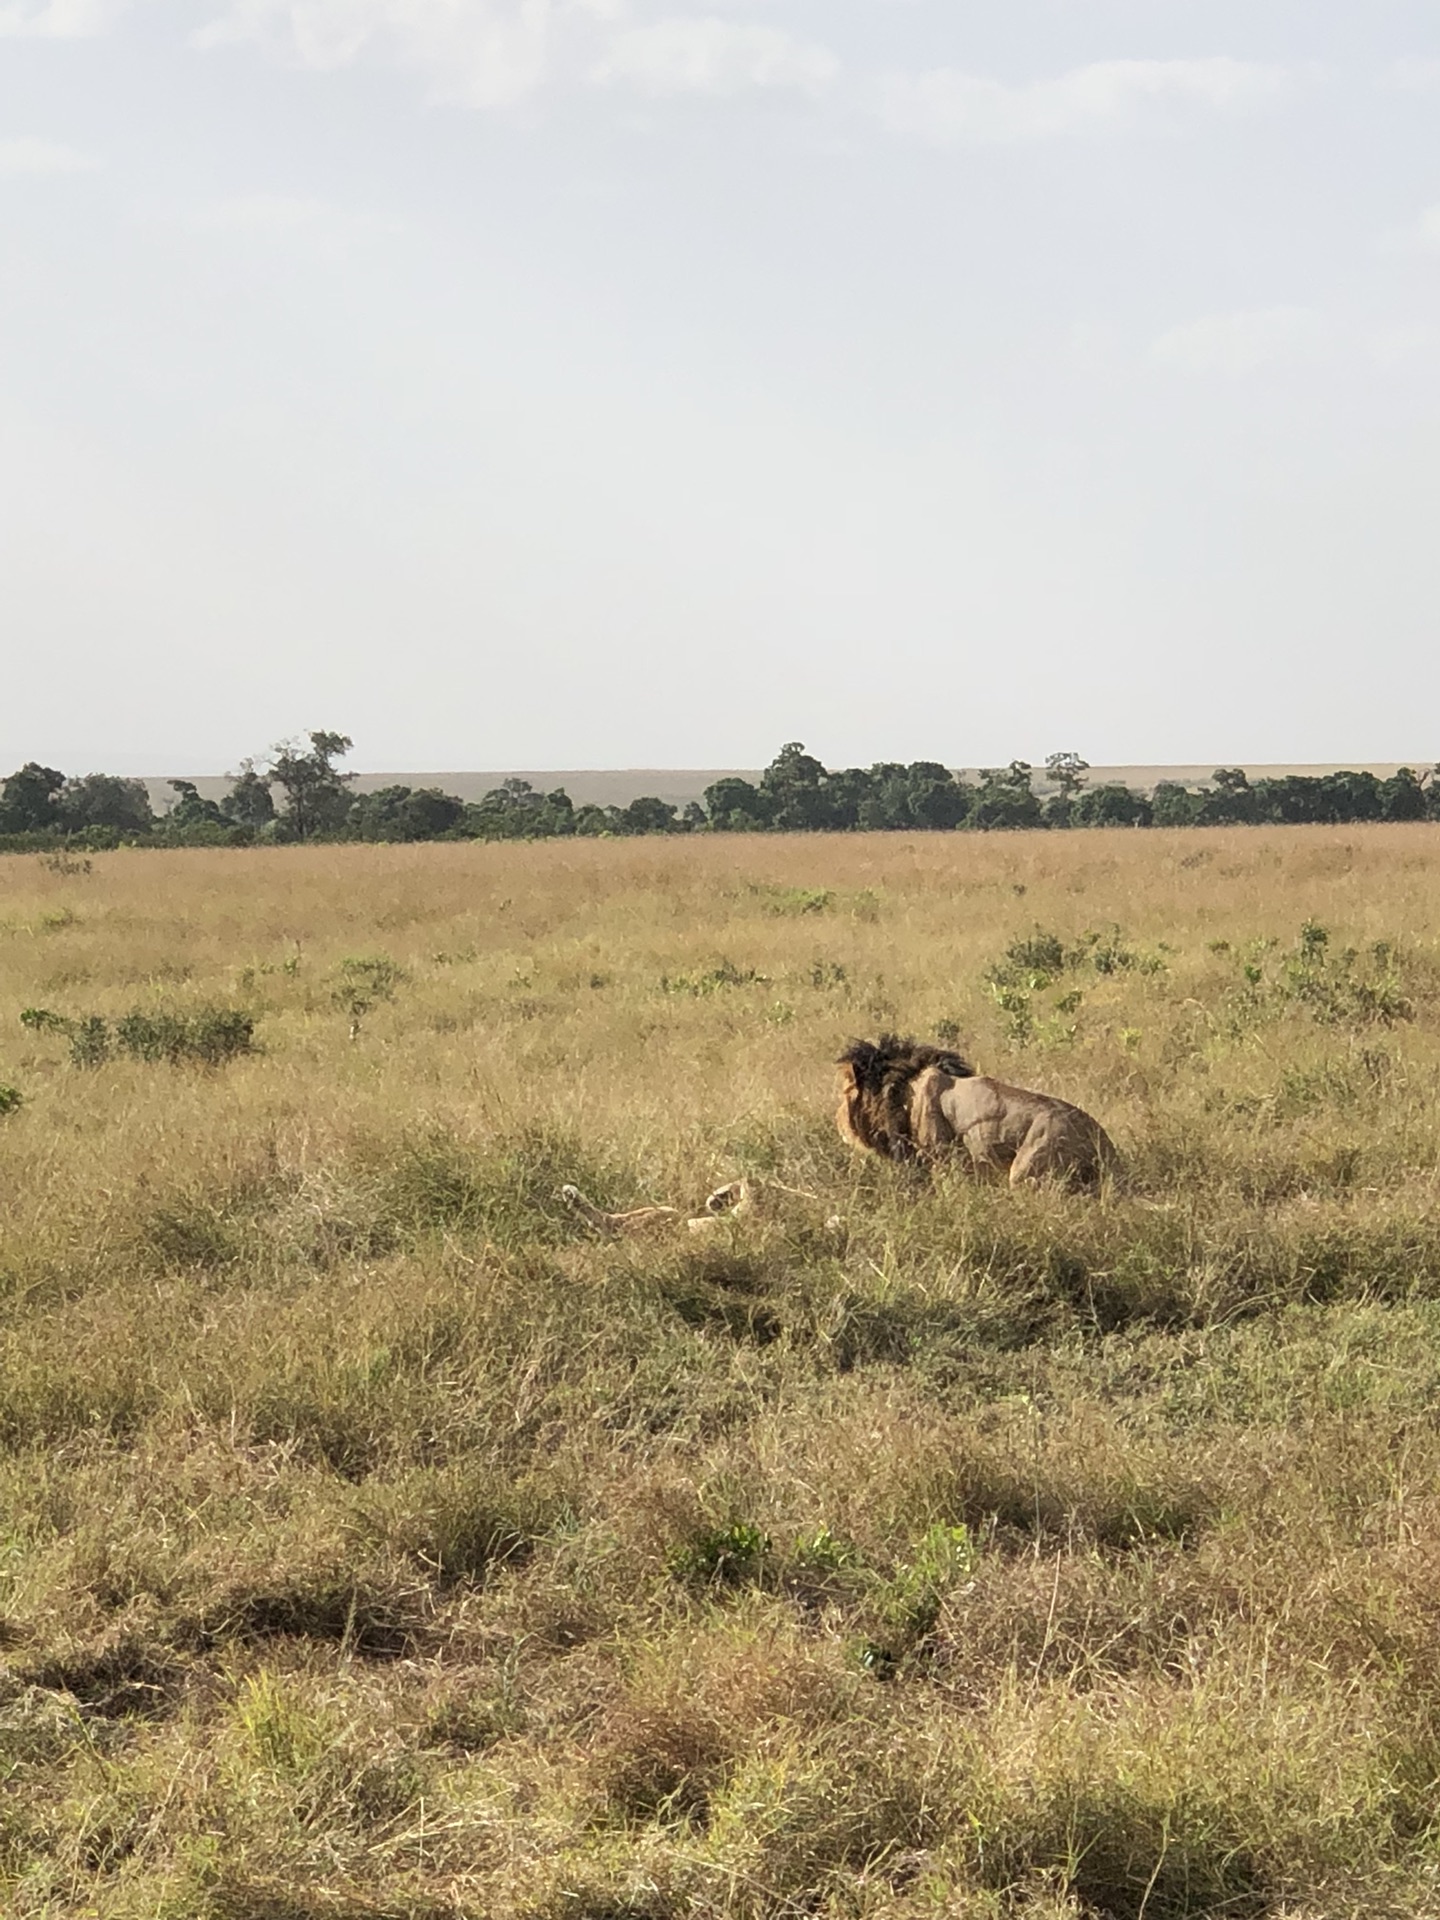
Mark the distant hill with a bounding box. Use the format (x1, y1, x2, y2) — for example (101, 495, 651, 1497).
(140, 764, 1427, 813)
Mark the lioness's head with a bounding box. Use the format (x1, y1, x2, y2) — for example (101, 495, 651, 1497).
(836, 1034, 974, 1159)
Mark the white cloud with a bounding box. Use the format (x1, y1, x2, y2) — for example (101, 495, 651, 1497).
(880, 57, 1292, 145)
(191, 0, 840, 105)
(1368, 323, 1440, 369)
(1380, 203, 1440, 254)
(191, 192, 333, 233)
(1383, 58, 1440, 94)
(168, 191, 387, 256)
(0, 0, 123, 35)
(594, 17, 838, 97)
(0, 135, 101, 175)
(193, 0, 557, 108)
(1150, 307, 1328, 375)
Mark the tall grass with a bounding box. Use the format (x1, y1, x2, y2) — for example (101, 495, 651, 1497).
(3, 825, 1440, 1916)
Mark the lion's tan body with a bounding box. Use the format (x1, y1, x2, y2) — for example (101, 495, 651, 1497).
(836, 1035, 1117, 1189)
(906, 1067, 1117, 1186)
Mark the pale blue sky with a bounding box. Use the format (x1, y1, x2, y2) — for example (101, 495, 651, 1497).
(3, 2, 1439, 774)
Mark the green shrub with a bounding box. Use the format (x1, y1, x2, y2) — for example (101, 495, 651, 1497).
(69, 1014, 112, 1068)
(116, 1007, 256, 1066)
(860, 1522, 982, 1671)
(750, 884, 835, 915)
(668, 1520, 771, 1590)
(19, 1003, 255, 1068)
(331, 954, 407, 1031)
(996, 929, 1068, 981)
(1225, 924, 1414, 1032)
(660, 959, 768, 996)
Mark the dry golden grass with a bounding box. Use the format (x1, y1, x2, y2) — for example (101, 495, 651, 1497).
(4, 825, 1440, 1918)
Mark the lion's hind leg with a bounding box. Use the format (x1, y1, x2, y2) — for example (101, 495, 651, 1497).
(1007, 1122, 1065, 1187)
(1007, 1113, 1105, 1189)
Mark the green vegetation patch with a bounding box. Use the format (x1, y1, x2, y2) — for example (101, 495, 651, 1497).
(20, 1002, 257, 1068)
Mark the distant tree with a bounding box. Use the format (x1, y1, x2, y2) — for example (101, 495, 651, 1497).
(1151, 781, 1201, 827)
(1317, 770, 1383, 823)
(268, 731, 355, 841)
(222, 762, 277, 829)
(702, 777, 774, 832)
(535, 788, 577, 837)
(0, 762, 65, 833)
(1072, 783, 1152, 827)
(1198, 769, 1259, 825)
(1249, 776, 1322, 825)
(760, 743, 831, 831)
(56, 773, 154, 835)
(1043, 751, 1090, 828)
(349, 785, 464, 842)
(1379, 769, 1428, 822)
(1045, 750, 1089, 795)
(839, 761, 964, 831)
(462, 778, 577, 841)
(158, 780, 245, 844)
(1249, 770, 1383, 826)
(622, 795, 680, 835)
(680, 801, 708, 832)
(969, 762, 1042, 831)
(822, 765, 875, 830)
(573, 804, 616, 836)
(165, 780, 229, 829)
(402, 788, 464, 839)
(905, 762, 970, 830)
(854, 764, 910, 831)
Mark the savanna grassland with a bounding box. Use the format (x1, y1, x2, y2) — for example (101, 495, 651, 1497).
(7, 826, 1440, 1920)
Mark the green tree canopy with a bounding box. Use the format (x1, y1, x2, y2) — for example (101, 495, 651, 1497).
(166, 780, 228, 828)
(702, 777, 774, 832)
(267, 732, 355, 841)
(222, 762, 277, 829)
(348, 785, 464, 842)
(622, 795, 680, 834)
(56, 773, 154, 835)
(0, 762, 65, 832)
(760, 743, 831, 831)
(970, 763, 1042, 831)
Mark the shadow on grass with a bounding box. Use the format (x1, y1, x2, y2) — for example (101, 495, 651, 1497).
(202, 1879, 456, 1920)
(986, 1783, 1270, 1919)
(655, 1248, 785, 1346)
(197, 1568, 428, 1660)
(24, 1636, 187, 1719)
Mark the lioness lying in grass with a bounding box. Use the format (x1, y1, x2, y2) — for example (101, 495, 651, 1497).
(561, 1179, 755, 1237)
(837, 1033, 1118, 1189)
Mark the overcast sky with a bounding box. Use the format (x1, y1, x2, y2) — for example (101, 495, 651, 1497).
(3, 1, 1439, 775)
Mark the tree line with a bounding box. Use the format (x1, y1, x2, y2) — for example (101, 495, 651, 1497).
(2, 737, 1437, 849)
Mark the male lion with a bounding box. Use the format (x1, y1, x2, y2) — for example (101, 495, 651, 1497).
(837, 1034, 1117, 1189)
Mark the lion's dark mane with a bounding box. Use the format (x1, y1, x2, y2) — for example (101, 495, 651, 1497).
(837, 1033, 974, 1158)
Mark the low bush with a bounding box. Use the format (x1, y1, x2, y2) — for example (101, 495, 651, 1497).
(21, 1002, 256, 1068)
